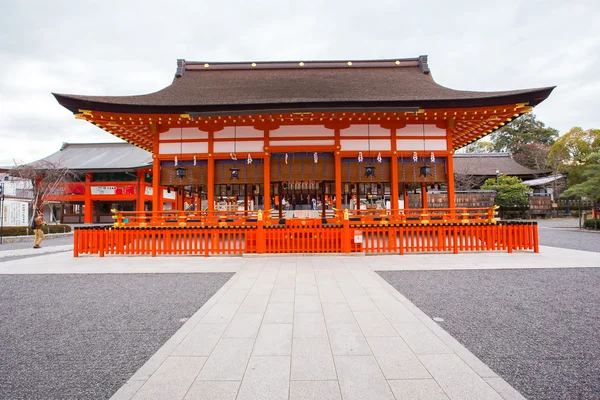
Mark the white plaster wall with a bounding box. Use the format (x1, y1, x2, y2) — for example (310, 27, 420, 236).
(214, 141, 264, 153)
(397, 125, 446, 137)
(159, 127, 208, 140)
(159, 142, 208, 154)
(340, 139, 391, 151)
(269, 139, 335, 147)
(396, 139, 447, 151)
(340, 124, 390, 137)
(214, 126, 264, 139)
(270, 125, 334, 138)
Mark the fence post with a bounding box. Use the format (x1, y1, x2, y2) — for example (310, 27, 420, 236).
(507, 224, 513, 253)
(73, 229, 79, 257)
(341, 209, 351, 253)
(399, 227, 404, 255)
(532, 222, 539, 253)
(257, 210, 265, 254)
(99, 228, 105, 257)
(151, 230, 157, 257)
(453, 225, 459, 254)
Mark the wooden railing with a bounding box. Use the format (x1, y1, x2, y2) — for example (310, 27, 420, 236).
(111, 209, 261, 227)
(110, 206, 500, 228)
(73, 220, 538, 257)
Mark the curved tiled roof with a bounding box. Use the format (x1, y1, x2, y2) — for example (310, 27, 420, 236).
(30, 143, 152, 171)
(453, 153, 539, 177)
(53, 56, 555, 115)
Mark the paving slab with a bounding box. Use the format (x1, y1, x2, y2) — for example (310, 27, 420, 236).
(196, 338, 255, 381)
(289, 381, 342, 400)
(183, 381, 241, 400)
(291, 337, 337, 381)
(237, 356, 290, 400)
(131, 356, 206, 400)
(387, 379, 449, 400)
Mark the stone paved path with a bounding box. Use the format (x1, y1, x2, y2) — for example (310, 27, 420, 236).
(111, 257, 525, 400)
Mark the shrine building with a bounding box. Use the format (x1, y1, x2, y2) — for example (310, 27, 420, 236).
(53, 56, 554, 256)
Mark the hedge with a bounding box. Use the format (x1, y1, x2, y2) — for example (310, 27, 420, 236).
(583, 219, 600, 230)
(0, 225, 72, 237)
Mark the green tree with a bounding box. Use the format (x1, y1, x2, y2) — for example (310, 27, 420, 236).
(549, 127, 600, 188)
(489, 113, 559, 170)
(481, 175, 530, 208)
(560, 151, 600, 203)
(548, 127, 600, 166)
(462, 140, 494, 153)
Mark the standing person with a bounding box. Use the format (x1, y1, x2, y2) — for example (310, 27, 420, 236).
(33, 213, 45, 248)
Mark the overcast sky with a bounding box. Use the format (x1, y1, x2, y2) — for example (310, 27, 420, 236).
(1, 0, 598, 166)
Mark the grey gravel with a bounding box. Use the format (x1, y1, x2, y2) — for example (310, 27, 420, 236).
(0, 273, 233, 400)
(378, 268, 600, 400)
(536, 219, 600, 253)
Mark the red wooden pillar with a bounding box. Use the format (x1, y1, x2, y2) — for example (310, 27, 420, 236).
(257, 215, 265, 253)
(84, 173, 93, 223)
(421, 183, 428, 210)
(446, 124, 456, 210)
(152, 156, 161, 218)
(335, 152, 342, 212)
(390, 128, 399, 215)
(207, 157, 215, 212)
(136, 170, 145, 212)
(263, 154, 270, 214)
(151, 123, 161, 218)
(391, 154, 399, 214)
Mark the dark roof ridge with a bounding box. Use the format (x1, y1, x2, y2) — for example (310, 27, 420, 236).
(177, 56, 427, 74)
(60, 142, 133, 150)
(454, 152, 511, 158)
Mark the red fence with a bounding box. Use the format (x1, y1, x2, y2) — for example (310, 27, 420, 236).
(354, 222, 538, 254)
(73, 221, 538, 257)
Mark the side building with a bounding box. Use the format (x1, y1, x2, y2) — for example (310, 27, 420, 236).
(33, 143, 177, 223)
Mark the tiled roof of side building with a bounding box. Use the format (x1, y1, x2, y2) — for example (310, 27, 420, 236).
(453, 153, 541, 177)
(53, 56, 555, 114)
(29, 142, 152, 171)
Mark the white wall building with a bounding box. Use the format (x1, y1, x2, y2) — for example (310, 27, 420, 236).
(1, 174, 33, 227)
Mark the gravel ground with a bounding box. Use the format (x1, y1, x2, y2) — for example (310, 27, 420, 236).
(0, 273, 233, 400)
(536, 219, 600, 253)
(0, 236, 74, 251)
(378, 268, 600, 400)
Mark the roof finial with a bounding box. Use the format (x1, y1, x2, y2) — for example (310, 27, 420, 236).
(175, 59, 186, 78)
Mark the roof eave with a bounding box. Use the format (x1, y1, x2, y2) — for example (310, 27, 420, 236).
(53, 87, 555, 116)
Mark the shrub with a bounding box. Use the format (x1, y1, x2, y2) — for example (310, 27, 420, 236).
(481, 176, 530, 208)
(583, 219, 600, 230)
(0, 225, 72, 237)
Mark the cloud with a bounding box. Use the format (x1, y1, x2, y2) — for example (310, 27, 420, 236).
(1, 0, 599, 165)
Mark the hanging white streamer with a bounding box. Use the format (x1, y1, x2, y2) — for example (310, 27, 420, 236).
(247, 154, 253, 164)
(412, 152, 418, 162)
(377, 152, 382, 163)
(174, 156, 178, 166)
(314, 152, 318, 163)
(358, 152, 364, 162)
(193, 155, 197, 166)
(230, 152, 237, 160)
(285, 153, 288, 164)
(430, 152, 435, 162)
